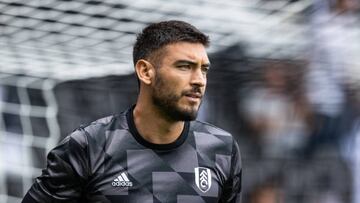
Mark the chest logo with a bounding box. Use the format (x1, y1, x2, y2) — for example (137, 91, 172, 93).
(195, 167, 212, 193)
(112, 172, 133, 187)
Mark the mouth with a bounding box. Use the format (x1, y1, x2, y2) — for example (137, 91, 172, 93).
(184, 92, 202, 103)
(185, 93, 202, 98)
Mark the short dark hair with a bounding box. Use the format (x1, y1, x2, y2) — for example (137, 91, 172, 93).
(133, 20, 210, 65)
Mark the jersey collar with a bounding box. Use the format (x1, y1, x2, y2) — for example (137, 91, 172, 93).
(126, 105, 189, 150)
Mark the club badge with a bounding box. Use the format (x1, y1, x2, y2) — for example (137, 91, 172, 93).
(195, 167, 212, 193)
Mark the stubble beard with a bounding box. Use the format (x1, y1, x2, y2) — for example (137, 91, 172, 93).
(151, 74, 201, 122)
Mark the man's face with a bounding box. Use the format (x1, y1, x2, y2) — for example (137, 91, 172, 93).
(150, 42, 210, 121)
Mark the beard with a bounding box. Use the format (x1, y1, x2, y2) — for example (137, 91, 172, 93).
(151, 74, 202, 121)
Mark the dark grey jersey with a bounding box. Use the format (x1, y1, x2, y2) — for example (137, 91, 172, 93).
(23, 107, 242, 203)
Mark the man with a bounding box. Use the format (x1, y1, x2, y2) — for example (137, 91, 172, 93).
(22, 20, 242, 203)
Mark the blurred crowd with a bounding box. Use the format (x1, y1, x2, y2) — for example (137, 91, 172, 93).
(238, 59, 356, 203)
(229, 0, 360, 202)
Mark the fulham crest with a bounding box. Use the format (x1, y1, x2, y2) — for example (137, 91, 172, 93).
(195, 167, 212, 193)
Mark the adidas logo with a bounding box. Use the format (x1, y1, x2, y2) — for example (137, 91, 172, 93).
(112, 172, 133, 187)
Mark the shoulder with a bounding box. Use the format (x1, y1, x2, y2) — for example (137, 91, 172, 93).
(68, 112, 129, 147)
(189, 120, 237, 153)
(82, 114, 124, 133)
(190, 120, 232, 137)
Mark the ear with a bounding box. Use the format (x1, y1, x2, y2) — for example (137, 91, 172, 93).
(135, 59, 155, 85)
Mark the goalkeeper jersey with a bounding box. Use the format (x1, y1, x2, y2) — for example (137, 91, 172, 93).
(23, 106, 242, 203)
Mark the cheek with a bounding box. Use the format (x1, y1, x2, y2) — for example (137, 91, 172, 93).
(155, 70, 190, 94)
(154, 75, 180, 96)
(163, 78, 183, 91)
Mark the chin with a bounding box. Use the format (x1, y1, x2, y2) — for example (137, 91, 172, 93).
(176, 106, 199, 121)
(179, 111, 198, 121)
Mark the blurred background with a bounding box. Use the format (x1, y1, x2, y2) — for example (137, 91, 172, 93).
(0, 0, 360, 202)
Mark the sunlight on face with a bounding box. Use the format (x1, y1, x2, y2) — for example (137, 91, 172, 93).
(150, 42, 210, 121)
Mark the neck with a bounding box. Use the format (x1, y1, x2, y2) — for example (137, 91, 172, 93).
(133, 100, 185, 145)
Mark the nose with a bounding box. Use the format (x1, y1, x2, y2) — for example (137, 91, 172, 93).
(190, 67, 206, 87)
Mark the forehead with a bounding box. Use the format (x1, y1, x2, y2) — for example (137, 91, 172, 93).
(160, 42, 209, 63)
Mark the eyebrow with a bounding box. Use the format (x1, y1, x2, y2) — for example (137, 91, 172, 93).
(175, 60, 211, 68)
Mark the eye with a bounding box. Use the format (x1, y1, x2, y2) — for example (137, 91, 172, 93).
(201, 66, 209, 74)
(177, 64, 191, 70)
